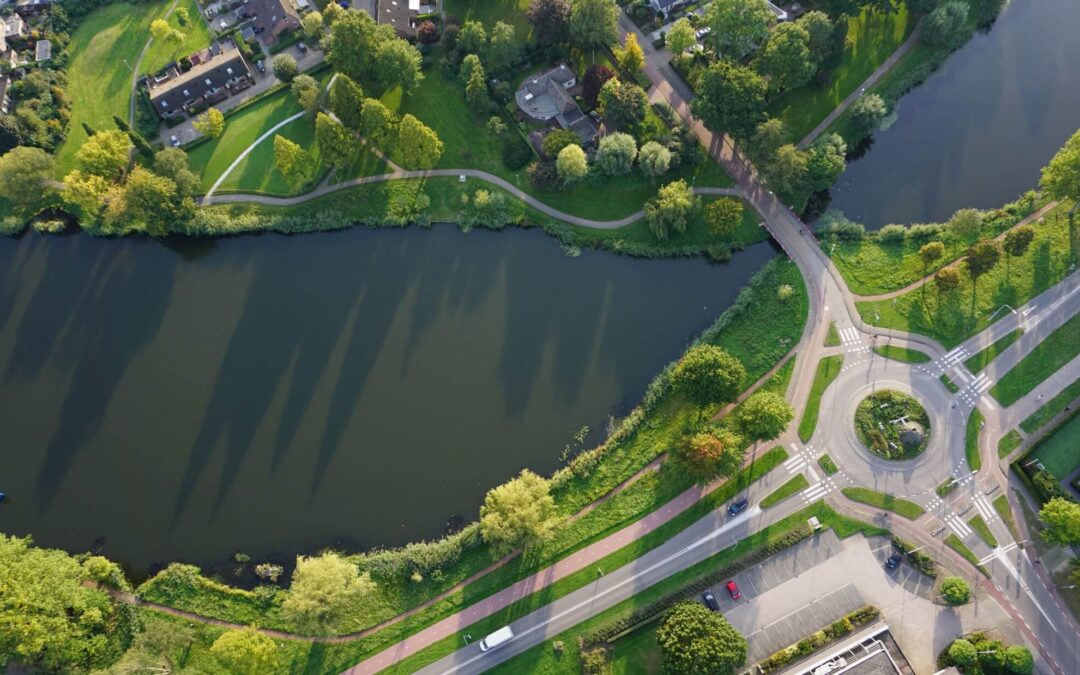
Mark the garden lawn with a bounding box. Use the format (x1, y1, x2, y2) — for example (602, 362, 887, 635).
(990, 313, 1080, 406)
(444, 0, 532, 37)
(965, 408, 983, 471)
(856, 201, 1074, 347)
(841, 487, 925, 519)
(964, 329, 1023, 373)
(1029, 412, 1080, 480)
(872, 345, 929, 363)
(213, 115, 325, 196)
(798, 355, 843, 442)
(761, 474, 810, 509)
(767, 4, 916, 142)
(140, 0, 214, 76)
(1021, 376, 1080, 434)
(54, 0, 172, 175)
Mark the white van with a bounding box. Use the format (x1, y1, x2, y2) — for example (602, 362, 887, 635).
(478, 626, 514, 652)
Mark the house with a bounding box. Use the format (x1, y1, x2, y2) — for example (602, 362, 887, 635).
(647, 0, 690, 14)
(515, 64, 598, 144)
(766, 1, 789, 21)
(247, 0, 301, 44)
(0, 75, 11, 115)
(13, 0, 54, 15)
(145, 40, 254, 119)
(0, 48, 17, 71)
(376, 0, 419, 37)
(3, 13, 26, 39)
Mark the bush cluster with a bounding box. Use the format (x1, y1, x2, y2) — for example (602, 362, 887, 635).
(892, 535, 937, 578)
(758, 605, 880, 672)
(355, 524, 483, 583)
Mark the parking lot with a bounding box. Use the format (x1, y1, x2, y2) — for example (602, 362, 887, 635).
(868, 538, 935, 601)
(745, 584, 867, 662)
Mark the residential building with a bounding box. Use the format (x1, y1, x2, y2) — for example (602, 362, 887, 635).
(3, 13, 26, 39)
(0, 75, 11, 115)
(247, 0, 301, 44)
(376, 0, 419, 37)
(647, 0, 689, 14)
(145, 40, 254, 119)
(515, 64, 598, 144)
(0, 48, 17, 71)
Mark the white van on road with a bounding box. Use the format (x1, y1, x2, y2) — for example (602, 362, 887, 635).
(478, 626, 514, 652)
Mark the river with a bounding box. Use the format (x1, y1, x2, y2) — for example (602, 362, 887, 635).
(828, 0, 1080, 229)
(0, 226, 775, 572)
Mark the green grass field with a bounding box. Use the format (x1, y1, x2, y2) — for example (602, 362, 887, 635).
(965, 408, 984, 471)
(965, 329, 1023, 373)
(856, 201, 1074, 347)
(798, 355, 843, 442)
(1021, 376, 1080, 434)
(818, 454, 838, 476)
(212, 115, 324, 195)
(872, 344, 930, 363)
(54, 0, 172, 175)
(1029, 412, 1080, 480)
(968, 514, 998, 549)
(767, 4, 916, 142)
(841, 487, 925, 520)
(444, 0, 532, 37)
(140, 0, 213, 76)
(762, 474, 810, 509)
(990, 313, 1080, 406)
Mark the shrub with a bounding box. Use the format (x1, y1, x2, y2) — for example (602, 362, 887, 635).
(502, 137, 533, 169)
(906, 222, 945, 243)
(948, 638, 978, 666)
(940, 576, 971, 605)
(878, 223, 906, 243)
(820, 218, 864, 242)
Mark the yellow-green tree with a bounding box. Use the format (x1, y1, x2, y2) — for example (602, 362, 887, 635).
(193, 107, 225, 138)
(75, 130, 132, 180)
(281, 553, 376, 636)
(479, 469, 559, 555)
(210, 628, 280, 675)
(273, 134, 316, 188)
(397, 114, 443, 170)
(617, 32, 645, 75)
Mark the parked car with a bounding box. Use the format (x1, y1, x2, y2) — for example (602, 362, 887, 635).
(297, 40, 308, 53)
(726, 580, 741, 600)
(256, 58, 265, 74)
(169, 135, 180, 147)
(696, 26, 711, 39)
(727, 497, 749, 516)
(885, 553, 902, 570)
(702, 590, 720, 611)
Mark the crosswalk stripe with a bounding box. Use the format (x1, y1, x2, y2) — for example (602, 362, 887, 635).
(947, 516, 972, 537)
(802, 484, 829, 501)
(784, 454, 807, 470)
(973, 495, 996, 522)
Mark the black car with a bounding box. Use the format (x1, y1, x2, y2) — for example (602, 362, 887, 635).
(297, 41, 308, 53)
(885, 553, 902, 570)
(702, 590, 720, 611)
(727, 497, 749, 516)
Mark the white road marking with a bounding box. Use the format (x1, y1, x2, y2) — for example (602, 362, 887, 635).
(946, 515, 972, 538)
(973, 495, 996, 522)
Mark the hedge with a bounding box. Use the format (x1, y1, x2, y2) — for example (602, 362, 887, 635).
(758, 605, 880, 673)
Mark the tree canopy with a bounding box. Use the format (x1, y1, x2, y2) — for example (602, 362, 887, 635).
(940, 576, 970, 605)
(1039, 498, 1080, 546)
(672, 429, 745, 485)
(281, 552, 376, 636)
(479, 469, 559, 555)
(598, 78, 649, 131)
(656, 601, 748, 675)
(706, 0, 773, 59)
(666, 18, 696, 55)
(556, 143, 588, 183)
(595, 132, 638, 176)
(569, 0, 618, 48)
(757, 22, 816, 92)
(737, 391, 794, 442)
(210, 628, 280, 675)
(76, 129, 132, 179)
(705, 197, 744, 238)
(397, 114, 443, 170)
(639, 140, 673, 177)
(527, 0, 571, 45)
(0, 146, 54, 206)
(645, 179, 698, 240)
(273, 134, 316, 188)
(193, 107, 225, 138)
(922, 1, 971, 49)
(691, 61, 768, 139)
(671, 344, 746, 408)
(329, 74, 365, 131)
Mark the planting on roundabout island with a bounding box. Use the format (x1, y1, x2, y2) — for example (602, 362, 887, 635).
(854, 389, 930, 460)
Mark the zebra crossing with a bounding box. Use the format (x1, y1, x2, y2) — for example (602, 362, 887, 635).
(783, 443, 853, 504)
(838, 326, 870, 354)
(802, 476, 839, 502)
(924, 344, 970, 377)
(958, 372, 994, 408)
(972, 493, 998, 523)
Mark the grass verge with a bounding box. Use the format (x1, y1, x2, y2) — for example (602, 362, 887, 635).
(825, 322, 841, 346)
(798, 355, 844, 442)
(992, 496, 1019, 541)
(818, 455, 838, 476)
(939, 374, 959, 393)
(990, 313, 1080, 406)
(963, 329, 1023, 373)
(761, 474, 810, 509)
(968, 515, 998, 549)
(841, 487, 925, 520)
(872, 344, 930, 363)
(965, 408, 984, 471)
(998, 430, 1022, 458)
(944, 534, 988, 576)
(1021, 376, 1080, 434)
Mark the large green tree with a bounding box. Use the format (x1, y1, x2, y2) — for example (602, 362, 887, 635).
(486, 21, 520, 73)
(645, 179, 698, 240)
(849, 93, 887, 138)
(706, 0, 773, 59)
(670, 344, 746, 408)
(316, 112, 360, 169)
(671, 429, 745, 485)
(360, 98, 398, 149)
(479, 469, 559, 555)
(1040, 129, 1080, 262)
(805, 133, 846, 192)
(598, 78, 649, 132)
(690, 61, 768, 139)
(737, 391, 794, 444)
(595, 132, 637, 176)
(397, 114, 444, 169)
(0, 146, 54, 206)
(76, 130, 132, 180)
(666, 17, 696, 56)
(291, 74, 322, 119)
(922, 1, 971, 49)
(940, 576, 970, 605)
(705, 197, 744, 238)
(527, 0, 571, 45)
(569, 0, 618, 49)
(273, 134, 316, 188)
(639, 140, 672, 178)
(105, 166, 193, 235)
(329, 74, 365, 131)
(757, 22, 816, 92)
(456, 20, 487, 55)
(1002, 225, 1035, 277)
(282, 553, 376, 636)
(556, 143, 588, 183)
(964, 238, 1000, 313)
(153, 147, 199, 197)
(656, 601, 747, 675)
(210, 628, 280, 675)
(1039, 498, 1080, 546)
(375, 38, 423, 93)
(328, 8, 396, 83)
(193, 107, 225, 138)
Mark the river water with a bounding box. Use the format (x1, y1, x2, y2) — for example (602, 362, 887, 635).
(0, 226, 775, 571)
(828, 0, 1080, 229)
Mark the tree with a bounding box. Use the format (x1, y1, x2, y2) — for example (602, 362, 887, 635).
(273, 134, 316, 188)
(316, 112, 359, 169)
(763, 144, 808, 197)
(805, 133, 846, 192)
(1041, 129, 1080, 263)
(737, 391, 794, 444)
(465, 66, 490, 114)
(328, 8, 394, 83)
(291, 74, 322, 118)
(106, 619, 194, 674)
(1039, 498, 1080, 546)
(302, 11, 324, 41)
(375, 38, 423, 93)
(397, 114, 443, 169)
(706, 0, 773, 59)
(691, 61, 768, 139)
(940, 576, 970, 605)
(487, 21, 520, 73)
(595, 132, 637, 176)
(542, 129, 581, 159)
(1004, 645, 1033, 674)
(935, 266, 961, 294)
(598, 78, 648, 131)
(616, 32, 645, 76)
(527, 0, 571, 45)
(656, 602, 747, 675)
(948, 638, 978, 667)
(1003, 225, 1035, 277)
(569, 0, 618, 49)
(210, 628, 280, 675)
(272, 52, 298, 82)
(193, 106, 225, 138)
(705, 197, 743, 238)
(149, 18, 170, 41)
(457, 20, 487, 55)
(639, 141, 672, 178)
(666, 18, 696, 56)
(75, 129, 131, 179)
(948, 207, 982, 254)
(105, 166, 193, 235)
(556, 143, 588, 184)
(153, 147, 199, 197)
(282, 553, 376, 636)
(329, 74, 365, 131)
(849, 93, 887, 138)
(797, 11, 836, 66)
(62, 170, 110, 225)
(487, 116, 508, 137)
(581, 64, 616, 108)
(322, 0, 345, 26)
(672, 429, 745, 485)
(747, 118, 789, 166)
(671, 344, 745, 408)
(479, 469, 558, 555)
(360, 98, 397, 148)
(0, 116, 20, 155)
(965, 238, 1000, 314)
(459, 53, 484, 85)
(417, 19, 440, 44)
(757, 22, 816, 92)
(922, 1, 970, 49)
(917, 241, 945, 301)
(0, 146, 54, 206)
(645, 179, 698, 240)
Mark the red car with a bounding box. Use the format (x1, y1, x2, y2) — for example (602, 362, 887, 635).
(726, 580, 741, 600)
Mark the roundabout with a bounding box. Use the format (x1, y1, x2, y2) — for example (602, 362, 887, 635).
(853, 389, 930, 461)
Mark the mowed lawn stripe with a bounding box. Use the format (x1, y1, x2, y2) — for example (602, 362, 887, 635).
(990, 312, 1080, 406)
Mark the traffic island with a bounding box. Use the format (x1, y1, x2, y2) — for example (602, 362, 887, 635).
(854, 390, 931, 460)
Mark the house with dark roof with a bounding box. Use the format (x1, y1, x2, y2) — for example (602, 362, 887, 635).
(376, 0, 419, 37)
(145, 41, 254, 119)
(515, 64, 598, 144)
(247, 0, 301, 44)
